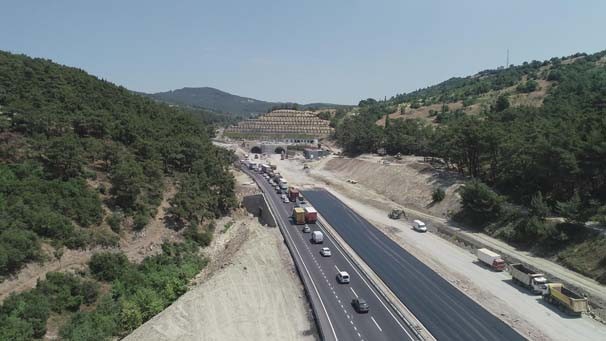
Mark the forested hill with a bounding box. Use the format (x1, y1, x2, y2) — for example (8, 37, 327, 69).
(335, 49, 606, 282)
(146, 86, 343, 117)
(0, 50, 236, 276)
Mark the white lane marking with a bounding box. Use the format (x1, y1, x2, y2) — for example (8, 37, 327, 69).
(350, 320, 354, 325)
(248, 174, 338, 341)
(334, 265, 341, 272)
(350, 287, 358, 297)
(357, 332, 362, 338)
(371, 316, 383, 332)
(313, 214, 415, 340)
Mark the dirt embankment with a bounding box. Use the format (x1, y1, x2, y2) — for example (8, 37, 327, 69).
(321, 155, 463, 218)
(125, 170, 316, 341)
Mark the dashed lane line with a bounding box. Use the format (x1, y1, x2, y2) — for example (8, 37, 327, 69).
(371, 316, 383, 332)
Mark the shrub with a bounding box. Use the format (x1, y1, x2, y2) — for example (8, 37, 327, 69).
(458, 180, 503, 226)
(106, 212, 123, 233)
(89, 252, 130, 281)
(133, 212, 149, 231)
(432, 188, 446, 202)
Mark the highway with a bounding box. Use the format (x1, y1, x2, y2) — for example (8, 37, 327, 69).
(303, 189, 525, 341)
(241, 165, 420, 341)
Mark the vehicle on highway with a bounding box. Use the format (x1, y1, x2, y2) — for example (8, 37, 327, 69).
(302, 225, 311, 233)
(412, 219, 427, 232)
(477, 248, 506, 271)
(311, 230, 324, 243)
(295, 200, 308, 208)
(352, 298, 369, 313)
(283, 197, 290, 203)
(320, 247, 331, 257)
(293, 208, 306, 224)
(269, 180, 275, 186)
(337, 271, 350, 284)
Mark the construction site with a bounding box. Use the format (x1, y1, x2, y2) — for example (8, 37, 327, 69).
(224, 109, 333, 142)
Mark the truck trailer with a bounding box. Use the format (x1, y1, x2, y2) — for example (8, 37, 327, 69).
(292, 208, 305, 225)
(509, 263, 548, 294)
(288, 187, 300, 202)
(476, 248, 506, 271)
(304, 207, 318, 223)
(542, 283, 588, 316)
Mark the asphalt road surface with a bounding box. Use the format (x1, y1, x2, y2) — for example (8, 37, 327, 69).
(303, 189, 525, 341)
(242, 166, 420, 341)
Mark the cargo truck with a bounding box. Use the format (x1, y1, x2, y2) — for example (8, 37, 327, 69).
(288, 187, 300, 202)
(312, 231, 324, 244)
(304, 207, 318, 223)
(293, 207, 306, 225)
(476, 248, 506, 271)
(542, 283, 588, 316)
(509, 263, 548, 294)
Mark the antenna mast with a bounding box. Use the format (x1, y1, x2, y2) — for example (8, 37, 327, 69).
(506, 49, 510, 68)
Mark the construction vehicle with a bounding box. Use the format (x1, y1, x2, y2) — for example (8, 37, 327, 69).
(293, 207, 305, 225)
(388, 209, 405, 219)
(509, 263, 548, 294)
(476, 248, 506, 271)
(542, 283, 588, 316)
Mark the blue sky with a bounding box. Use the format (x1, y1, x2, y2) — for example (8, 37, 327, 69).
(1, 0, 605, 104)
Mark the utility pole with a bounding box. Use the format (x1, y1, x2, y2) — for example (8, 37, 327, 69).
(506, 49, 510, 68)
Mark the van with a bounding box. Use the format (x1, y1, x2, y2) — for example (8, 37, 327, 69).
(413, 219, 427, 232)
(337, 271, 350, 284)
(311, 231, 324, 244)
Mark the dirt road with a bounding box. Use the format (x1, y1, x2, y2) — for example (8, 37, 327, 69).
(125, 214, 316, 341)
(268, 153, 606, 341)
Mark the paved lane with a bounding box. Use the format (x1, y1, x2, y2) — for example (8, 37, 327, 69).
(242, 166, 420, 341)
(303, 189, 525, 341)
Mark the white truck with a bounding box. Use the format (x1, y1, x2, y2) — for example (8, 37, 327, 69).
(476, 248, 506, 271)
(509, 263, 548, 294)
(311, 231, 324, 244)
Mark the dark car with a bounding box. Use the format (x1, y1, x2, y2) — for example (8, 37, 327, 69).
(352, 298, 369, 313)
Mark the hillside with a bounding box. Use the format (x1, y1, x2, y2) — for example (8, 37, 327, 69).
(146, 86, 344, 117)
(334, 49, 606, 283)
(0, 51, 236, 339)
(376, 51, 606, 125)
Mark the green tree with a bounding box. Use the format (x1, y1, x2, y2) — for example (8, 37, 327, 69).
(494, 94, 510, 112)
(89, 252, 130, 281)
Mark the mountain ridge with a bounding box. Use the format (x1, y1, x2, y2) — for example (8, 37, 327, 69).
(145, 86, 345, 117)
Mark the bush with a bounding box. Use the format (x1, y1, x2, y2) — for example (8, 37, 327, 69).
(183, 225, 212, 247)
(133, 212, 149, 231)
(106, 212, 123, 233)
(458, 180, 503, 226)
(432, 188, 446, 202)
(89, 252, 130, 281)
(37, 272, 99, 312)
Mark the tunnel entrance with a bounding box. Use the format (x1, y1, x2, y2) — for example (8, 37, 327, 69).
(250, 146, 262, 154)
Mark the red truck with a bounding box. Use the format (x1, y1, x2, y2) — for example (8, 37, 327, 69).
(288, 187, 300, 202)
(304, 206, 317, 223)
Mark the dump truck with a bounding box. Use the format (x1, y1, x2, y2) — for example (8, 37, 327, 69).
(509, 263, 548, 294)
(542, 283, 588, 316)
(476, 248, 506, 271)
(288, 187, 300, 202)
(304, 206, 318, 223)
(293, 207, 305, 225)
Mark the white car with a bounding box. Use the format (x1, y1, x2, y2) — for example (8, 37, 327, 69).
(302, 225, 311, 233)
(320, 247, 332, 257)
(337, 271, 350, 284)
(283, 197, 290, 203)
(412, 219, 427, 232)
